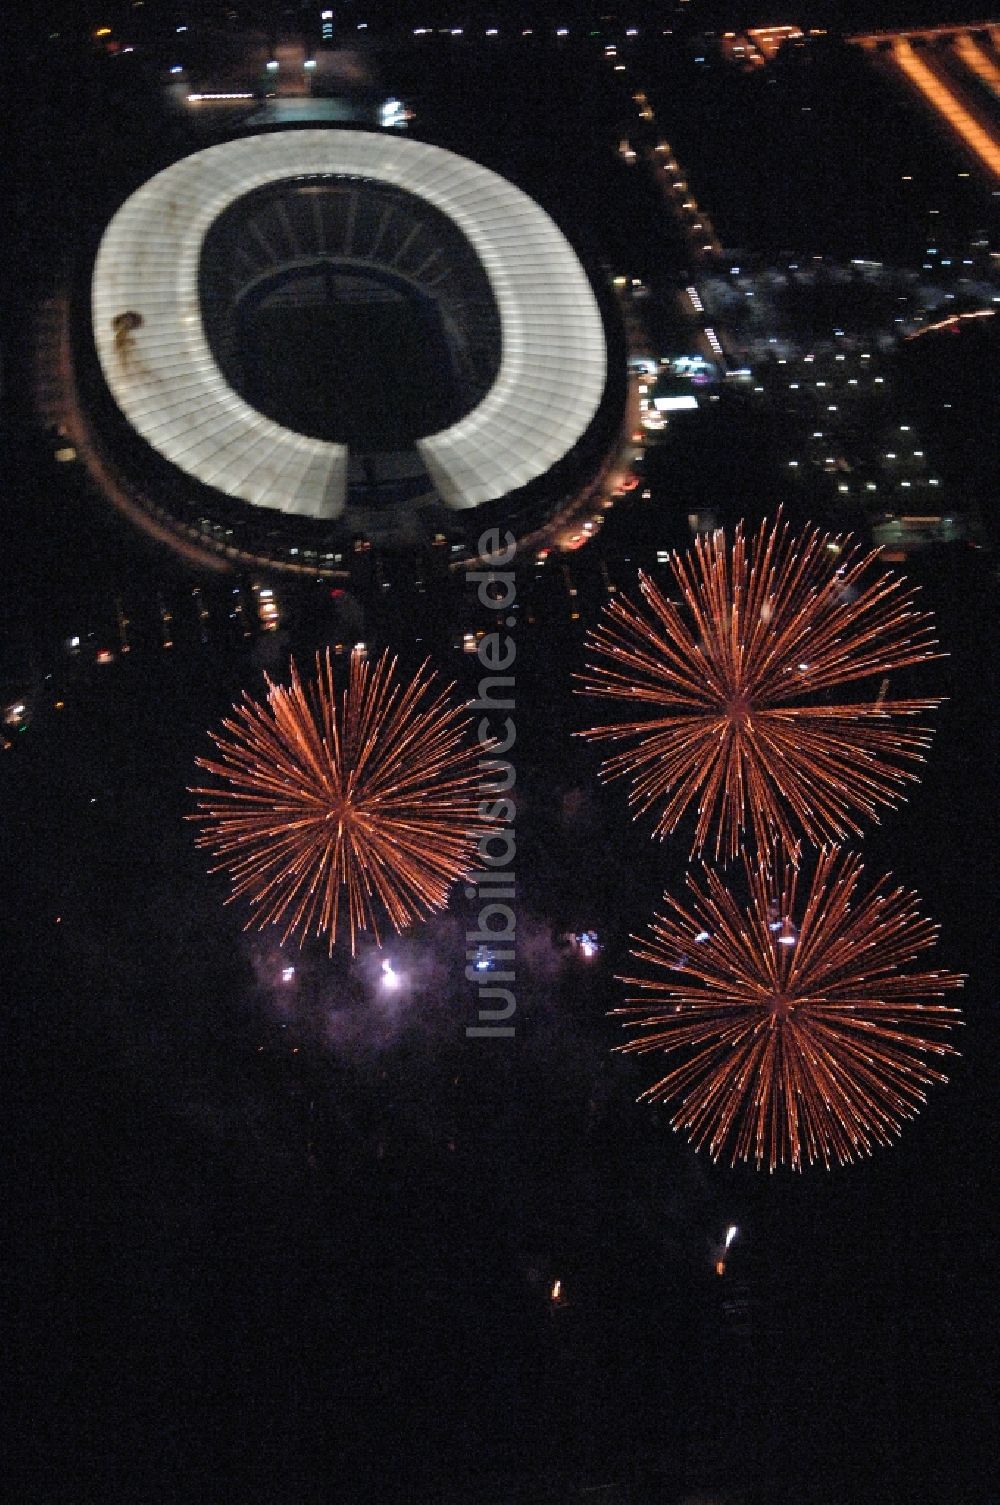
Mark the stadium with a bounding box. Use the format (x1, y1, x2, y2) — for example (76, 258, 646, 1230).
(60, 128, 629, 574)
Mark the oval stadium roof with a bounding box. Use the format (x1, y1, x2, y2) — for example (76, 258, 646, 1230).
(90, 130, 610, 523)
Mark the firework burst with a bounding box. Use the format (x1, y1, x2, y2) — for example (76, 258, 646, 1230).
(617, 847, 964, 1170)
(192, 649, 486, 953)
(578, 517, 941, 860)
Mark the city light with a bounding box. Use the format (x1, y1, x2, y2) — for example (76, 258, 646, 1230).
(380, 97, 408, 128)
(892, 40, 1000, 181)
(907, 308, 996, 340)
(955, 33, 1000, 94)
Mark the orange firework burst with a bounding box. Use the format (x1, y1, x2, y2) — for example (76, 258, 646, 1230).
(617, 847, 964, 1170)
(578, 517, 941, 860)
(192, 649, 486, 953)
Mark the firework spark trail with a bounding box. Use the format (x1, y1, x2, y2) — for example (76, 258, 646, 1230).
(617, 847, 964, 1170)
(192, 650, 488, 953)
(577, 517, 942, 860)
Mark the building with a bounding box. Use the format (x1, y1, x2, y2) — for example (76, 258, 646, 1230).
(54, 127, 627, 574)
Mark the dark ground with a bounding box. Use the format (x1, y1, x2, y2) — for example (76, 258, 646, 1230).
(4, 17, 999, 1504)
(3, 536, 997, 1503)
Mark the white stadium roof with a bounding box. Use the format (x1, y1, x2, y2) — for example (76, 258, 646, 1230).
(91, 130, 609, 521)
